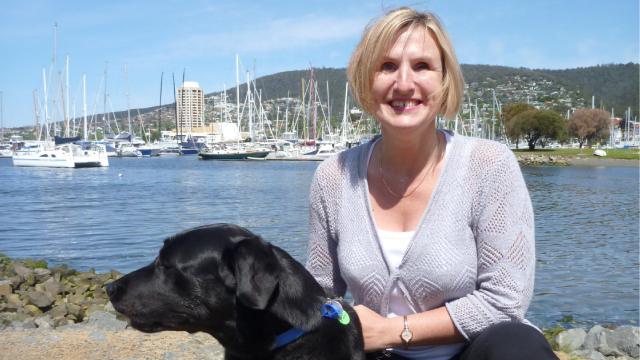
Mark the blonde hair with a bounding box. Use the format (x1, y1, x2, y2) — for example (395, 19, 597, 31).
(347, 7, 464, 120)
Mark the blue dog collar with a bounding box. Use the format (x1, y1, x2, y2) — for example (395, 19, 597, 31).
(274, 328, 306, 349)
(272, 298, 350, 349)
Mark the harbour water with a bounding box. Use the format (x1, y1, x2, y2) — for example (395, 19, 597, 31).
(0, 156, 637, 329)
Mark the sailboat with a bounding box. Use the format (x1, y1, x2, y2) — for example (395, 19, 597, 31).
(13, 26, 109, 168)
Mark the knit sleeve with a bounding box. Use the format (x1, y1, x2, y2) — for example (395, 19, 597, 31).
(445, 146, 535, 341)
(305, 161, 348, 298)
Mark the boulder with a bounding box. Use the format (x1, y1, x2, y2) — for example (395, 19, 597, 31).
(86, 311, 128, 331)
(557, 328, 587, 353)
(25, 291, 54, 308)
(0, 283, 12, 296)
(612, 326, 640, 358)
(35, 315, 54, 329)
(570, 349, 606, 359)
(45, 304, 69, 319)
(44, 281, 64, 296)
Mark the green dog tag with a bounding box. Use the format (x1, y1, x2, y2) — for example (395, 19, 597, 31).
(338, 310, 350, 325)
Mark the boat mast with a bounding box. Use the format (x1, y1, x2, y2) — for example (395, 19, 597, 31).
(223, 83, 228, 123)
(301, 78, 306, 143)
(159, 72, 163, 141)
(247, 70, 252, 141)
(310, 64, 315, 141)
(66, 55, 69, 137)
(31, 91, 40, 140)
(42, 68, 49, 141)
(125, 64, 131, 134)
(104, 62, 109, 135)
(82, 74, 87, 141)
(236, 54, 240, 138)
(172, 73, 181, 155)
(53, 23, 57, 137)
(0, 91, 3, 143)
(59, 73, 67, 136)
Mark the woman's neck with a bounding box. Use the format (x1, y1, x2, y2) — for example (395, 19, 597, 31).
(378, 126, 442, 173)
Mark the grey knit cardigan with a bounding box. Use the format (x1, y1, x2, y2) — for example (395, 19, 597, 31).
(306, 132, 535, 341)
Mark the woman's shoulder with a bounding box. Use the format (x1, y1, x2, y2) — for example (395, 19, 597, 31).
(450, 133, 516, 168)
(314, 138, 374, 181)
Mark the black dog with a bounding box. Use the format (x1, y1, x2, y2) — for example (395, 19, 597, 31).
(106, 223, 365, 360)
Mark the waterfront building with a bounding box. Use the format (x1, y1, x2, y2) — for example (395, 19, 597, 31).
(177, 82, 205, 132)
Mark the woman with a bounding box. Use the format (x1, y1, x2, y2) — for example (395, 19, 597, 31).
(306, 7, 558, 360)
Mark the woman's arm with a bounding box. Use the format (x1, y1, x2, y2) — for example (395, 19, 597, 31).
(354, 305, 465, 351)
(305, 162, 348, 297)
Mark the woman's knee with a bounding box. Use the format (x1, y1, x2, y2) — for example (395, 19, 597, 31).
(461, 322, 557, 360)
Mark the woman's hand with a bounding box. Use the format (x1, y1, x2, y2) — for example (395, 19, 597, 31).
(353, 305, 400, 352)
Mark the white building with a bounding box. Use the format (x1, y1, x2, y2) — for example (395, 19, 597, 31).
(177, 82, 205, 131)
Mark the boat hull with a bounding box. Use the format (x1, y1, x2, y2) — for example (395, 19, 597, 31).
(198, 151, 270, 160)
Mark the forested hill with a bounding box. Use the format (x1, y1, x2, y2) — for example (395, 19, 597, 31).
(220, 63, 638, 117)
(534, 63, 639, 114)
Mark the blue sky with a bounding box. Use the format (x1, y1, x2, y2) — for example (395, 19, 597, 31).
(0, 0, 637, 128)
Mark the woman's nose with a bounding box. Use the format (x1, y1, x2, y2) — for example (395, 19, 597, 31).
(394, 66, 414, 93)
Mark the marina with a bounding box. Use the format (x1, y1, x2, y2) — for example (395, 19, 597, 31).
(0, 156, 637, 330)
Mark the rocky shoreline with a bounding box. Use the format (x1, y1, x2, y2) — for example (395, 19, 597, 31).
(1, 255, 638, 360)
(514, 154, 639, 167)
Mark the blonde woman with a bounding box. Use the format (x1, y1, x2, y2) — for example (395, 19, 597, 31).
(306, 7, 557, 360)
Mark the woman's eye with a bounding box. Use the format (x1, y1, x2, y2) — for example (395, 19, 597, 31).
(381, 63, 395, 71)
(415, 63, 430, 70)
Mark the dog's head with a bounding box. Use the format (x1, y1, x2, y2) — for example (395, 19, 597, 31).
(107, 223, 325, 349)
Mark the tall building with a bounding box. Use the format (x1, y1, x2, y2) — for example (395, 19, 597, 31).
(177, 82, 205, 130)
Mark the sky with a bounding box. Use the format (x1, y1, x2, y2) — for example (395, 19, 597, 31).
(0, 0, 638, 128)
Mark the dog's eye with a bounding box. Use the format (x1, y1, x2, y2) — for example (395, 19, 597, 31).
(156, 258, 172, 270)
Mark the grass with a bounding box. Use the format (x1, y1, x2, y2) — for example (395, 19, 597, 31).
(512, 148, 640, 160)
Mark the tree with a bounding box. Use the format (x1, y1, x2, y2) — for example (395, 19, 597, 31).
(567, 109, 611, 148)
(510, 109, 564, 151)
(501, 103, 535, 148)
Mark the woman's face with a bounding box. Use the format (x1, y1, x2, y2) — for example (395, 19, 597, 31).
(371, 27, 443, 134)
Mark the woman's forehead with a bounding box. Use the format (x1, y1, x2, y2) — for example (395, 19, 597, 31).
(384, 27, 440, 58)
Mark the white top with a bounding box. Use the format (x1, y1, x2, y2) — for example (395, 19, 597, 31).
(375, 132, 465, 359)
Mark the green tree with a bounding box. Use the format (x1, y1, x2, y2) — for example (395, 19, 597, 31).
(501, 103, 535, 148)
(567, 109, 611, 148)
(510, 109, 564, 150)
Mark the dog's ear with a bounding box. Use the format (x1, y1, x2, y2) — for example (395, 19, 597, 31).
(233, 236, 280, 310)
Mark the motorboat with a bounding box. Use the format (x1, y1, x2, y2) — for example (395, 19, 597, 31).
(12, 137, 109, 168)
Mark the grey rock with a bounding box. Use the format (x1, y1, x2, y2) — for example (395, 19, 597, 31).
(22, 318, 37, 330)
(581, 325, 626, 358)
(14, 265, 33, 277)
(570, 349, 606, 359)
(89, 331, 109, 343)
(35, 315, 54, 329)
(86, 311, 127, 331)
(612, 326, 640, 358)
(0, 283, 12, 296)
(43, 281, 64, 296)
(45, 304, 69, 319)
(10, 321, 24, 331)
(34, 268, 52, 277)
(55, 323, 87, 331)
(25, 291, 54, 308)
(557, 328, 587, 352)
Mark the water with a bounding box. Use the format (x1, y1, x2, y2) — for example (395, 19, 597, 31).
(0, 157, 637, 329)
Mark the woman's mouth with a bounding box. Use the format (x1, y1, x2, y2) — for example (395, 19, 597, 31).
(389, 100, 422, 109)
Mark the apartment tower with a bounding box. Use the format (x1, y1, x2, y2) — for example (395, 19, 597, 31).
(177, 82, 205, 131)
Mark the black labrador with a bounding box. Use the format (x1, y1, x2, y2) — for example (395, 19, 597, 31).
(106, 223, 365, 360)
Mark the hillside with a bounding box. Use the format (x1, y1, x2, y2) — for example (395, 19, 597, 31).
(534, 63, 639, 116)
(55, 63, 640, 131)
